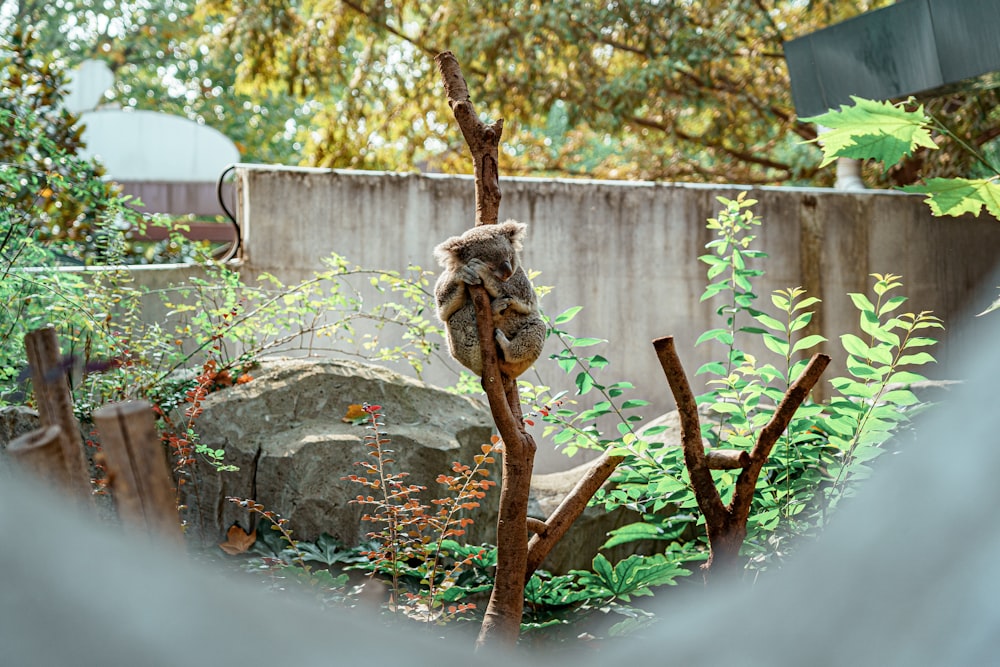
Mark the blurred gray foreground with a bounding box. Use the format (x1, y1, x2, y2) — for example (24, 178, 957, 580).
(3, 283, 999, 666)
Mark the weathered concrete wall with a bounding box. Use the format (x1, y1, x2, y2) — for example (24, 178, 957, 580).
(237, 166, 1000, 471)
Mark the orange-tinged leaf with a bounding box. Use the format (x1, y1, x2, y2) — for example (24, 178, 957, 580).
(218, 524, 256, 555)
(342, 404, 367, 422)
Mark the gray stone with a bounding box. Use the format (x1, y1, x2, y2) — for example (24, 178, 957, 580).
(185, 357, 499, 547)
(186, 357, 678, 573)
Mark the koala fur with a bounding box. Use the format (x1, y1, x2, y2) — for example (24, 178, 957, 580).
(434, 220, 546, 378)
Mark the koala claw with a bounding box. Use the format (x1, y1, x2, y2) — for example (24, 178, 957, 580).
(492, 296, 513, 315)
(495, 328, 511, 349)
(459, 258, 487, 285)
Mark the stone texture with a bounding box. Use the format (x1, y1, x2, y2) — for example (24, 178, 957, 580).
(186, 357, 684, 572)
(185, 358, 499, 547)
(0, 406, 41, 451)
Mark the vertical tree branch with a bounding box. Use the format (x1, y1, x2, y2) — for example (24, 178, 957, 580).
(469, 286, 535, 647)
(652, 337, 728, 527)
(435, 50, 531, 649)
(435, 51, 503, 226)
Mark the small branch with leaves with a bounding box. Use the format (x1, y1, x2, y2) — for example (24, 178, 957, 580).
(653, 336, 830, 573)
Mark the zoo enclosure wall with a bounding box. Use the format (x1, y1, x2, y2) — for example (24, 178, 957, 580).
(229, 166, 1000, 470)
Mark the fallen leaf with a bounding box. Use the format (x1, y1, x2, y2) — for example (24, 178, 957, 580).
(218, 524, 256, 555)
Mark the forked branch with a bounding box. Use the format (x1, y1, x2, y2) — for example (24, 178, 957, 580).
(653, 336, 830, 573)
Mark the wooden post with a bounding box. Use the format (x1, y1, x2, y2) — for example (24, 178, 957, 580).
(6, 425, 75, 491)
(93, 400, 183, 545)
(24, 327, 94, 505)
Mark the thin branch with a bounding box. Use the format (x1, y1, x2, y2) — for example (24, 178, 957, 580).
(652, 336, 727, 527)
(525, 450, 624, 575)
(434, 51, 503, 225)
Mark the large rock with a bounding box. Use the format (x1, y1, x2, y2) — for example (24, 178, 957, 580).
(186, 358, 499, 547)
(187, 357, 680, 572)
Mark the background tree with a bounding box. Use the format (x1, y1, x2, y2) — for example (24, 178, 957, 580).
(5, 0, 998, 185)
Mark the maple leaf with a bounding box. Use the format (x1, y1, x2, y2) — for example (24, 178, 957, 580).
(219, 524, 256, 555)
(903, 177, 1000, 219)
(801, 96, 938, 168)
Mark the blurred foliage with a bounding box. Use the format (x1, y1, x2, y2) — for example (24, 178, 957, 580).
(4, 0, 998, 187)
(0, 27, 126, 264)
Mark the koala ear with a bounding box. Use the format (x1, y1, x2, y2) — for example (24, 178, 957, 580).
(499, 220, 527, 252)
(433, 236, 462, 269)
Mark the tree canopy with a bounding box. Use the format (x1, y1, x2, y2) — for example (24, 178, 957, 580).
(5, 0, 998, 186)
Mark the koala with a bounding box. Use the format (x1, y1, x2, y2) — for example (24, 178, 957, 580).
(434, 220, 546, 378)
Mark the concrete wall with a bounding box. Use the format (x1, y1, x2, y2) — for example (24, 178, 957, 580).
(236, 165, 1000, 470)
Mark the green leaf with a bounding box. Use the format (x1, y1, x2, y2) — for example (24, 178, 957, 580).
(897, 352, 936, 366)
(977, 291, 1000, 317)
(860, 312, 901, 347)
(841, 333, 871, 359)
(762, 333, 789, 356)
(696, 361, 728, 376)
(886, 370, 929, 385)
(879, 389, 919, 406)
(753, 312, 785, 332)
(572, 337, 606, 347)
(902, 177, 1000, 219)
(589, 354, 610, 369)
(878, 296, 908, 317)
(554, 306, 583, 324)
(801, 97, 937, 167)
(601, 522, 689, 549)
(695, 328, 734, 346)
(793, 296, 821, 312)
(573, 554, 689, 602)
(575, 372, 595, 395)
(848, 292, 876, 315)
(791, 334, 827, 354)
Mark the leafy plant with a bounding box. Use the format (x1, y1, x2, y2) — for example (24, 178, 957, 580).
(802, 96, 1000, 314)
(343, 403, 498, 623)
(223, 497, 351, 606)
(532, 193, 941, 573)
(520, 550, 691, 641)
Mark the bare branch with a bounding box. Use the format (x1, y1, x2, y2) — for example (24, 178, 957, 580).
(526, 451, 624, 575)
(434, 51, 503, 225)
(652, 336, 727, 527)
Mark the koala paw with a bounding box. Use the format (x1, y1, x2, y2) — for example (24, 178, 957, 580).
(459, 258, 487, 285)
(494, 329, 511, 353)
(492, 296, 513, 315)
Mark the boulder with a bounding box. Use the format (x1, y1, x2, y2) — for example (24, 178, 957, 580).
(185, 358, 499, 547)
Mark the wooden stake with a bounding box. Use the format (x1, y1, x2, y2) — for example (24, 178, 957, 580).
(93, 400, 183, 545)
(24, 327, 94, 505)
(6, 425, 75, 492)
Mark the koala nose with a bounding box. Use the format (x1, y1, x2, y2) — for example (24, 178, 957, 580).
(496, 260, 514, 281)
